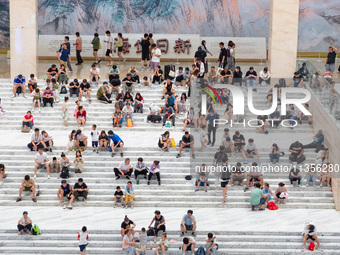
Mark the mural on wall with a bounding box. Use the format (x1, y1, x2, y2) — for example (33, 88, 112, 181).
(0, 0, 340, 52)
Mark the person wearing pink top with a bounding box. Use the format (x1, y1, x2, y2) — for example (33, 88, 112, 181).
(74, 32, 83, 65)
(22, 111, 34, 131)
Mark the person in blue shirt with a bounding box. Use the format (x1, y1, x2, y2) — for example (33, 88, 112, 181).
(12, 74, 27, 98)
(108, 65, 120, 81)
(107, 130, 124, 157)
(57, 44, 71, 70)
(262, 182, 273, 204)
(180, 210, 197, 236)
(303, 129, 324, 150)
(165, 92, 177, 115)
(63, 36, 73, 72)
(162, 104, 175, 127)
(205, 109, 219, 147)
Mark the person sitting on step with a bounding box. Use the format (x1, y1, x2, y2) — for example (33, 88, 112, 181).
(121, 215, 136, 236)
(16, 175, 37, 203)
(34, 147, 50, 179)
(60, 152, 71, 172)
(147, 103, 162, 123)
(250, 183, 266, 211)
(22, 111, 34, 131)
(303, 129, 324, 151)
(76, 106, 87, 127)
(41, 130, 54, 152)
(320, 163, 332, 188)
(244, 162, 263, 191)
(114, 186, 125, 208)
(262, 182, 273, 204)
(73, 178, 89, 202)
(242, 138, 261, 164)
(0, 164, 5, 184)
(302, 222, 322, 252)
(74, 150, 84, 173)
(68, 79, 80, 98)
(27, 128, 43, 151)
(231, 162, 245, 186)
(176, 131, 195, 159)
(79, 79, 92, 103)
(108, 130, 124, 157)
(11, 74, 27, 98)
(17, 211, 33, 235)
(158, 131, 170, 152)
(134, 157, 148, 180)
(57, 180, 75, 209)
(49, 157, 60, 173)
(182, 236, 196, 255)
(75, 129, 88, 149)
(122, 229, 139, 255)
(288, 141, 306, 164)
(149, 210, 166, 243)
(162, 104, 176, 128)
(148, 160, 161, 186)
(180, 210, 197, 237)
(89, 63, 100, 86)
(114, 158, 133, 180)
(289, 165, 301, 187)
(125, 181, 135, 209)
(275, 182, 288, 204)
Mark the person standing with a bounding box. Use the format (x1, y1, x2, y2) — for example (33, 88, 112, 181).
(74, 32, 83, 65)
(104, 31, 113, 66)
(206, 109, 219, 147)
(58, 44, 71, 70)
(151, 44, 161, 71)
(113, 33, 124, 62)
(217, 42, 228, 69)
(199, 40, 213, 73)
(64, 36, 73, 72)
(141, 33, 150, 71)
(78, 226, 89, 255)
(91, 33, 101, 64)
(326, 46, 338, 73)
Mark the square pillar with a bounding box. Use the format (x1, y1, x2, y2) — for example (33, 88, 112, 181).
(268, 0, 299, 79)
(10, 0, 38, 81)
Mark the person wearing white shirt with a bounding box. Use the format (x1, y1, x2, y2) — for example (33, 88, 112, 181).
(259, 67, 271, 86)
(34, 147, 50, 179)
(28, 74, 38, 93)
(89, 64, 100, 86)
(151, 43, 161, 71)
(104, 30, 113, 66)
(302, 222, 322, 252)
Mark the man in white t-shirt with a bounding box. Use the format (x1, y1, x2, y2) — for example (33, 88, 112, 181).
(242, 138, 261, 164)
(150, 43, 161, 71)
(34, 147, 50, 179)
(89, 63, 100, 86)
(182, 236, 196, 254)
(259, 67, 271, 86)
(104, 30, 113, 66)
(114, 158, 134, 180)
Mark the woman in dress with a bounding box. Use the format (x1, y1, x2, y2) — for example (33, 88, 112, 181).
(178, 92, 187, 114)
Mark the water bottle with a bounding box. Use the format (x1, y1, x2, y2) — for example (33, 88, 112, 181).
(136, 177, 139, 185)
(179, 244, 182, 250)
(150, 243, 153, 250)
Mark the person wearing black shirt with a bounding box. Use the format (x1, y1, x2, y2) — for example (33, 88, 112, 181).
(291, 72, 303, 88)
(245, 67, 258, 91)
(73, 178, 89, 202)
(217, 42, 228, 69)
(162, 104, 175, 127)
(122, 74, 136, 94)
(46, 64, 59, 81)
(114, 186, 125, 208)
(148, 210, 166, 242)
(288, 141, 306, 164)
(232, 66, 243, 86)
(289, 166, 301, 186)
(220, 67, 232, 84)
(326, 46, 338, 73)
(213, 146, 228, 166)
(194, 47, 207, 63)
(232, 131, 245, 152)
(177, 131, 195, 159)
(152, 66, 163, 84)
(205, 109, 219, 147)
(257, 115, 269, 134)
(68, 79, 80, 97)
(121, 215, 136, 236)
(141, 33, 151, 70)
(79, 79, 92, 102)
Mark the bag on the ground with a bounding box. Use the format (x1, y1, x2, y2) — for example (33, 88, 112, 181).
(60, 86, 67, 94)
(60, 167, 69, 179)
(21, 126, 30, 133)
(110, 79, 121, 86)
(308, 241, 315, 251)
(147, 228, 154, 236)
(170, 138, 176, 148)
(195, 246, 206, 255)
(127, 118, 134, 128)
(267, 201, 278, 210)
(16, 86, 22, 95)
(185, 175, 192, 180)
(32, 224, 40, 235)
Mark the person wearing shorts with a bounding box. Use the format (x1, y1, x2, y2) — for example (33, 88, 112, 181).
(17, 175, 37, 202)
(108, 130, 124, 157)
(141, 33, 151, 70)
(183, 237, 196, 254)
(250, 183, 266, 211)
(57, 180, 75, 209)
(180, 210, 197, 236)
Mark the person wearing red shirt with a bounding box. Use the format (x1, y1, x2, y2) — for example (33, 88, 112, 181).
(22, 111, 34, 131)
(76, 106, 87, 127)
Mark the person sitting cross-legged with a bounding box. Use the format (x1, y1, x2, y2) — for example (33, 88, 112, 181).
(16, 175, 37, 203)
(114, 158, 133, 180)
(73, 178, 89, 202)
(57, 180, 75, 209)
(176, 131, 195, 159)
(180, 210, 197, 237)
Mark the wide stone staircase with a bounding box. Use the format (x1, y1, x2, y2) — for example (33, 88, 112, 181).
(0, 78, 336, 254)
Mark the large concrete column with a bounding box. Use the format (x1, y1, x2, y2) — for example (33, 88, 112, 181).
(10, 0, 38, 81)
(268, 0, 299, 79)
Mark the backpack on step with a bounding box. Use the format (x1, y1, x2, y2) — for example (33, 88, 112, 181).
(60, 86, 67, 94)
(16, 86, 22, 95)
(195, 246, 206, 255)
(60, 167, 69, 179)
(32, 224, 40, 235)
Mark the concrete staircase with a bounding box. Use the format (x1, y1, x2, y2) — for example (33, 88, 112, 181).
(0, 230, 338, 254)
